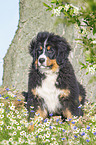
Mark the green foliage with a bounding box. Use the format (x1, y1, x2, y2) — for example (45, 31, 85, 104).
(0, 88, 96, 144)
(43, 0, 96, 76)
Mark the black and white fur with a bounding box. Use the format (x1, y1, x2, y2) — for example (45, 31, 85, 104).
(27, 32, 86, 120)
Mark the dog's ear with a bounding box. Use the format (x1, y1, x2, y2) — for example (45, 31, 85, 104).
(29, 39, 36, 57)
(29, 38, 37, 65)
(56, 37, 71, 68)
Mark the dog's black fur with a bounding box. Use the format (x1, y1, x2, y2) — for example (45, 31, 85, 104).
(26, 32, 86, 121)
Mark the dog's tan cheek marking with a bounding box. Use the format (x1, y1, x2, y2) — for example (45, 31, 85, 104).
(60, 89, 70, 98)
(47, 57, 51, 66)
(47, 57, 59, 72)
(28, 107, 47, 132)
(51, 59, 59, 72)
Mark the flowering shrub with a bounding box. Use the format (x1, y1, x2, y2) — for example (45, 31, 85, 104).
(43, 0, 96, 81)
(0, 87, 96, 144)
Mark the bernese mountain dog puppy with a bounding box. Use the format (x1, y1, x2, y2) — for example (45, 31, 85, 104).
(27, 32, 86, 122)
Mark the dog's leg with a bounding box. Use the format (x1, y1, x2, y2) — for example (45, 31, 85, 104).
(28, 107, 47, 132)
(59, 94, 81, 129)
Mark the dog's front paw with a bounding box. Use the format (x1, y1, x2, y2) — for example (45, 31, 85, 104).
(28, 123, 34, 132)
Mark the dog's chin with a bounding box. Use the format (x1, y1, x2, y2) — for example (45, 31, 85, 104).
(39, 65, 47, 69)
(38, 65, 53, 74)
(38, 63, 53, 69)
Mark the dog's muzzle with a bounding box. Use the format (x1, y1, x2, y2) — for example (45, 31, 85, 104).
(39, 58, 45, 64)
(38, 55, 47, 68)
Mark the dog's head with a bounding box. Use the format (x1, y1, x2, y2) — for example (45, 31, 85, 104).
(29, 32, 71, 72)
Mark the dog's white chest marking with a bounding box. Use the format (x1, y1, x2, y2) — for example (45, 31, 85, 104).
(36, 72, 63, 113)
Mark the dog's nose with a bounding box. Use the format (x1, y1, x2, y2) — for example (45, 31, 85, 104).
(39, 58, 45, 64)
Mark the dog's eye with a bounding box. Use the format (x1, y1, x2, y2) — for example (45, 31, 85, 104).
(38, 46, 43, 53)
(48, 49, 52, 54)
(47, 46, 53, 54)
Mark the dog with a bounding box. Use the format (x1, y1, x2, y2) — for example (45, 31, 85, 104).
(27, 32, 86, 122)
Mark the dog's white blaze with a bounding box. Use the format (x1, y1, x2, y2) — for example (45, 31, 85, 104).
(36, 71, 63, 113)
(44, 38, 48, 49)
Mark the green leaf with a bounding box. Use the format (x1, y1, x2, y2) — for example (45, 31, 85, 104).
(93, 24, 96, 35)
(75, 38, 82, 41)
(81, 66, 85, 69)
(83, 20, 88, 26)
(51, 0, 57, 3)
(43, 3, 50, 8)
(79, 61, 85, 66)
(86, 72, 89, 75)
(70, 9, 74, 15)
(77, 19, 81, 26)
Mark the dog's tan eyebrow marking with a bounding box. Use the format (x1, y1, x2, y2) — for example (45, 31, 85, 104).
(47, 46, 51, 50)
(40, 46, 43, 50)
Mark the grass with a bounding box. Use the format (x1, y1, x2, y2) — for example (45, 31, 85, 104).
(0, 87, 96, 145)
